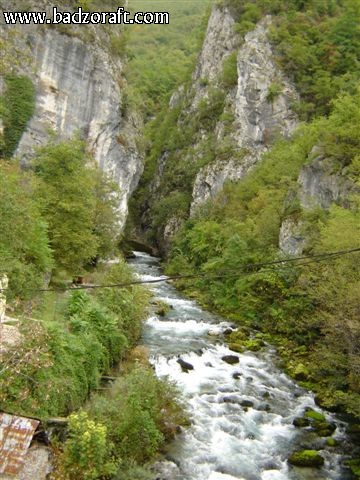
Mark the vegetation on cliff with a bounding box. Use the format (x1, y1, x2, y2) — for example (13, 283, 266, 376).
(130, 0, 360, 246)
(126, 0, 212, 119)
(127, 0, 360, 419)
(166, 87, 360, 417)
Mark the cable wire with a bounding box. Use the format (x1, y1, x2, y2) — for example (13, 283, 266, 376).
(1, 247, 359, 293)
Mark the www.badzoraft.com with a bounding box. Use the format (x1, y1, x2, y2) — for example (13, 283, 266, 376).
(2, 6, 170, 25)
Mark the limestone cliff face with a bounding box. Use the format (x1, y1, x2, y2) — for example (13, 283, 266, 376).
(279, 149, 359, 255)
(1, 1, 143, 227)
(191, 6, 237, 107)
(145, 7, 298, 251)
(191, 16, 298, 213)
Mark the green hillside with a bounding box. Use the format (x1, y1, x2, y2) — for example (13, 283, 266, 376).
(126, 0, 213, 118)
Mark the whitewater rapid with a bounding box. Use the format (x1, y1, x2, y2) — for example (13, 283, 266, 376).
(128, 252, 353, 480)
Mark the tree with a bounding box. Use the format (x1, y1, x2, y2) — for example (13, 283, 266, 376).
(93, 168, 121, 261)
(33, 140, 98, 275)
(0, 163, 53, 300)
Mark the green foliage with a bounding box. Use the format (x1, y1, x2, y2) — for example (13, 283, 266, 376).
(0, 260, 149, 418)
(33, 139, 120, 275)
(109, 32, 128, 57)
(0, 164, 53, 300)
(95, 261, 150, 347)
(221, 52, 238, 88)
(266, 81, 283, 103)
(93, 169, 121, 260)
(197, 88, 226, 130)
(269, 0, 360, 118)
(152, 191, 190, 232)
(87, 365, 186, 464)
(61, 412, 116, 480)
(126, 0, 212, 119)
(1, 75, 35, 158)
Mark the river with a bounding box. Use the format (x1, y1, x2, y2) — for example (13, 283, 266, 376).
(128, 251, 354, 480)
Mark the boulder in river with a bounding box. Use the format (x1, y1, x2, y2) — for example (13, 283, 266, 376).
(288, 449, 324, 468)
(222, 355, 240, 365)
(232, 372, 242, 379)
(293, 417, 311, 428)
(223, 328, 234, 335)
(208, 329, 221, 336)
(240, 399, 254, 408)
(258, 403, 271, 412)
(152, 460, 182, 480)
(177, 358, 194, 372)
(303, 409, 337, 436)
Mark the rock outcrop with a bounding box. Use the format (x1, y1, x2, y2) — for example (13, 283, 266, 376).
(279, 148, 359, 255)
(191, 6, 237, 106)
(191, 16, 298, 213)
(1, 1, 143, 227)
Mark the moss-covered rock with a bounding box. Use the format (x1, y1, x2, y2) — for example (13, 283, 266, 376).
(243, 339, 264, 352)
(288, 450, 324, 468)
(345, 458, 360, 478)
(326, 437, 338, 447)
(314, 421, 336, 437)
(304, 409, 326, 422)
(293, 363, 310, 381)
(229, 343, 244, 353)
(228, 328, 251, 344)
(293, 417, 311, 428)
(227, 329, 265, 353)
(154, 300, 171, 317)
(314, 391, 342, 412)
(294, 409, 337, 437)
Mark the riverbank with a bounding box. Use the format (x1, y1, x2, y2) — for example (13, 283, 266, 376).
(0, 257, 187, 479)
(129, 251, 358, 480)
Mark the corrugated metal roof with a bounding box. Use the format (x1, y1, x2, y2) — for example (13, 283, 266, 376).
(0, 413, 39, 476)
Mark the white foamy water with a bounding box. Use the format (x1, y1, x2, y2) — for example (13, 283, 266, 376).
(128, 252, 353, 480)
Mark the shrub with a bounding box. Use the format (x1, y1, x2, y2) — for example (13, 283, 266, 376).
(266, 82, 283, 103)
(61, 412, 116, 480)
(221, 52, 238, 88)
(87, 366, 187, 464)
(0, 164, 53, 301)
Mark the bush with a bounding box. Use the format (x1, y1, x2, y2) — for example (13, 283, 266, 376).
(0, 262, 149, 417)
(221, 52, 238, 88)
(33, 139, 120, 275)
(95, 260, 150, 346)
(266, 82, 283, 103)
(60, 412, 116, 480)
(87, 366, 187, 464)
(0, 164, 53, 301)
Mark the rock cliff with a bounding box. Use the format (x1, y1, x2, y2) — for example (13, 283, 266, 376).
(279, 149, 359, 255)
(191, 16, 298, 213)
(1, 0, 143, 227)
(191, 6, 237, 106)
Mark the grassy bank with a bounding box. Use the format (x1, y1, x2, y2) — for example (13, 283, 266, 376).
(0, 260, 150, 418)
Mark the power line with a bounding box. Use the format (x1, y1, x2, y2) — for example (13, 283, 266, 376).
(1, 247, 359, 293)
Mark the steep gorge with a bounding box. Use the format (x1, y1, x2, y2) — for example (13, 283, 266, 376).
(1, 0, 360, 477)
(129, 0, 360, 442)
